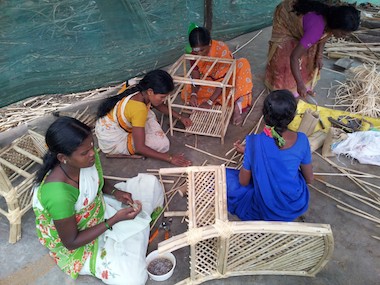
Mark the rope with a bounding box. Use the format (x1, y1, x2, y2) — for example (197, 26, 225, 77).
(6, 207, 21, 224)
(1, 188, 18, 205)
(186, 228, 204, 246)
(213, 219, 233, 239)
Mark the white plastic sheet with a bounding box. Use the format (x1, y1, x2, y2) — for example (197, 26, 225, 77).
(332, 131, 380, 166)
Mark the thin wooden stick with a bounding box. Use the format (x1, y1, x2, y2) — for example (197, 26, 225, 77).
(309, 184, 380, 223)
(315, 178, 380, 209)
(313, 152, 380, 199)
(337, 205, 380, 224)
(185, 144, 237, 164)
(232, 30, 263, 55)
(103, 175, 174, 184)
(242, 88, 266, 127)
(314, 172, 375, 178)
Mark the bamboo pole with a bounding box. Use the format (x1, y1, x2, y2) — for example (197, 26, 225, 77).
(185, 144, 237, 164)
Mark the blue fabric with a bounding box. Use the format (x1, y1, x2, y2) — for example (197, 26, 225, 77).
(227, 132, 311, 221)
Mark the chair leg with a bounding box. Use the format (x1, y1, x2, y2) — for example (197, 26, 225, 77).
(7, 206, 22, 243)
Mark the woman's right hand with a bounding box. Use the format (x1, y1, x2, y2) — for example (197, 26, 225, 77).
(297, 83, 308, 98)
(170, 153, 192, 167)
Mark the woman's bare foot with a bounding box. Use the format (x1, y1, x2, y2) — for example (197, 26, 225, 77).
(232, 105, 250, 126)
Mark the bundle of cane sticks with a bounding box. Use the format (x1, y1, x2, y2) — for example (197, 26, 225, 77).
(325, 37, 380, 65)
(333, 64, 380, 118)
(0, 84, 122, 133)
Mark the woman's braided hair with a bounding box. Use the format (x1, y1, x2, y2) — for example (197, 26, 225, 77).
(262, 90, 297, 147)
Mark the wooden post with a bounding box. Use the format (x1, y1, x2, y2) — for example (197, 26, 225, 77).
(204, 0, 213, 31)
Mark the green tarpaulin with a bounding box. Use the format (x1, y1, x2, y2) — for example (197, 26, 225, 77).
(0, 0, 280, 107)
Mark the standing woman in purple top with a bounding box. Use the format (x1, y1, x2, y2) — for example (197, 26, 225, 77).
(265, 0, 360, 98)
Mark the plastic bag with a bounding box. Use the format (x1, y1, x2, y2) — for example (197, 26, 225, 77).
(332, 131, 380, 166)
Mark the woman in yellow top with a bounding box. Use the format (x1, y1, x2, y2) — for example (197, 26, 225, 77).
(182, 26, 253, 126)
(95, 69, 192, 166)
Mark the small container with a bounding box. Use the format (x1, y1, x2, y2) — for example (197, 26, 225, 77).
(146, 250, 176, 281)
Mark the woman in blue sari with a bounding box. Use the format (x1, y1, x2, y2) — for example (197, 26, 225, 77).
(226, 90, 314, 221)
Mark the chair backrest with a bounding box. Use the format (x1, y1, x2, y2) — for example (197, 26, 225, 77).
(158, 165, 334, 284)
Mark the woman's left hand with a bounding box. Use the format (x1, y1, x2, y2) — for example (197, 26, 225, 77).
(180, 117, 192, 128)
(233, 140, 245, 154)
(316, 55, 323, 69)
(199, 101, 212, 109)
(114, 190, 134, 206)
(170, 153, 192, 167)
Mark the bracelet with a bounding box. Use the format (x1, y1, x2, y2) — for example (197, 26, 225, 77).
(110, 189, 117, 195)
(168, 155, 173, 162)
(104, 219, 113, 231)
(191, 92, 198, 97)
(177, 116, 182, 121)
(206, 99, 213, 106)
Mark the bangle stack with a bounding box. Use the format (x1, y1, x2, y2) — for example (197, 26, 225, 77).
(110, 188, 116, 196)
(206, 99, 213, 106)
(104, 219, 113, 231)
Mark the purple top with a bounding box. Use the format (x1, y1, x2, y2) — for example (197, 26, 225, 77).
(299, 12, 325, 49)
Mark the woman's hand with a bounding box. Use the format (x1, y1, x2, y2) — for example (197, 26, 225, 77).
(114, 200, 142, 222)
(170, 153, 192, 167)
(114, 190, 134, 206)
(316, 55, 323, 70)
(190, 94, 198, 107)
(297, 83, 308, 98)
(180, 117, 192, 128)
(234, 140, 245, 154)
(199, 101, 212, 109)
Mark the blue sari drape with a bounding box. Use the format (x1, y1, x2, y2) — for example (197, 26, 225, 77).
(227, 133, 310, 221)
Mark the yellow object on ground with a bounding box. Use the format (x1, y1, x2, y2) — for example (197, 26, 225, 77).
(288, 100, 380, 133)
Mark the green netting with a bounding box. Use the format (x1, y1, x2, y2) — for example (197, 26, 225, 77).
(0, 0, 281, 107)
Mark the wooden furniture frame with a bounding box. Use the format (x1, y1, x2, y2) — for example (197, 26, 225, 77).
(167, 54, 237, 144)
(158, 165, 334, 284)
(0, 130, 46, 243)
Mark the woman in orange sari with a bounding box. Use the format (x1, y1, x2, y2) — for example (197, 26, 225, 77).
(182, 26, 253, 125)
(265, 0, 360, 98)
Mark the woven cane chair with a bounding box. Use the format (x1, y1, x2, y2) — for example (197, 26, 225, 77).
(0, 130, 46, 243)
(158, 165, 334, 285)
(167, 54, 236, 144)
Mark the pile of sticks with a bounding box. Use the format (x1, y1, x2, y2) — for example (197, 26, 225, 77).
(0, 85, 121, 133)
(310, 152, 380, 241)
(325, 38, 380, 64)
(333, 64, 380, 118)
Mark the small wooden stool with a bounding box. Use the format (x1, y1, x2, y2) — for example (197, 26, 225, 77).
(0, 130, 46, 243)
(167, 54, 236, 144)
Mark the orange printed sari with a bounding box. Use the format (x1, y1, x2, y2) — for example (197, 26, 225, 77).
(182, 40, 253, 110)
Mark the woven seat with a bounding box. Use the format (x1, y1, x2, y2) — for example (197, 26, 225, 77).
(158, 165, 334, 284)
(0, 130, 46, 243)
(167, 54, 236, 144)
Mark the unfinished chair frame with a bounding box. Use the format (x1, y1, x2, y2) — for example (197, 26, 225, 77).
(158, 165, 334, 285)
(167, 54, 237, 144)
(0, 130, 46, 243)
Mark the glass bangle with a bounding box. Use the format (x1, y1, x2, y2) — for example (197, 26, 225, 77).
(104, 219, 113, 231)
